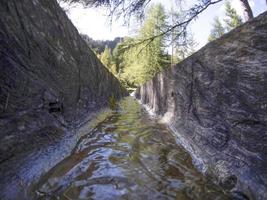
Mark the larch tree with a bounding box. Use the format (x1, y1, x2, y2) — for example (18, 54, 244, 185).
(224, 1, 243, 31)
(208, 17, 225, 41)
(59, 0, 255, 43)
(139, 4, 167, 78)
(208, 1, 244, 42)
(100, 46, 113, 69)
(119, 4, 168, 86)
(169, 8, 197, 63)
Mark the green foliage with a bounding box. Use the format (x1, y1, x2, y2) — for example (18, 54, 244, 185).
(208, 2, 243, 42)
(224, 1, 243, 31)
(83, 3, 196, 90)
(168, 7, 197, 64)
(100, 46, 113, 68)
(208, 17, 225, 42)
(173, 33, 197, 62)
(81, 34, 122, 54)
(119, 4, 168, 86)
(112, 42, 126, 75)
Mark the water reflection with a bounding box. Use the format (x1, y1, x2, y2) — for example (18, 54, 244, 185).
(32, 97, 230, 200)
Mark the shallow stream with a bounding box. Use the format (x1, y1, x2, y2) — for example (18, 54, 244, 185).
(32, 97, 231, 200)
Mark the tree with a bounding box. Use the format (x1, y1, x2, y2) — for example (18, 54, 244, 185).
(112, 41, 127, 75)
(174, 33, 197, 61)
(60, 0, 254, 44)
(169, 8, 197, 63)
(81, 34, 122, 54)
(119, 4, 168, 86)
(208, 17, 225, 42)
(239, 0, 254, 20)
(208, 1, 243, 42)
(90, 3, 196, 87)
(224, 1, 243, 31)
(139, 4, 167, 77)
(100, 46, 119, 75)
(100, 46, 113, 69)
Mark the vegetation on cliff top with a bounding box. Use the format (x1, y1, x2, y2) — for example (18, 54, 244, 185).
(81, 1, 244, 90)
(209, 1, 243, 41)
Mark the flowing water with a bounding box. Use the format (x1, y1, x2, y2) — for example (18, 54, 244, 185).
(31, 97, 231, 200)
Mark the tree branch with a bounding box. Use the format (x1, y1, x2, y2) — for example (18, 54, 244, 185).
(121, 0, 223, 50)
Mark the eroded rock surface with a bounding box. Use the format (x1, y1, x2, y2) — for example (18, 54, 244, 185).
(0, 0, 126, 198)
(135, 12, 267, 200)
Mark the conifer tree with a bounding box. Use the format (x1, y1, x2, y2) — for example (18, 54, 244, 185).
(208, 17, 225, 41)
(139, 4, 167, 80)
(224, 1, 243, 31)
(118, 4, 168, 86)
(100, 46, 113, 69)
(208, 2, 243, 42)
(61, 0, 254, 43)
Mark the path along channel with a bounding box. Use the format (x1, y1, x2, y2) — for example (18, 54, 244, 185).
(31, 97, 232, 200)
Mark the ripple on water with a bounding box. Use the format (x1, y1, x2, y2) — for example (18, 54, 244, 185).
(31, 97, 232, 200)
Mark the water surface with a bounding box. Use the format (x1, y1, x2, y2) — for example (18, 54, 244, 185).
(32, 97, 230, 200)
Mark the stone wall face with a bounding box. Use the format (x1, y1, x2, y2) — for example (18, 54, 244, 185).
(0, 0, 126, 198)
(135, 12, 267, 200)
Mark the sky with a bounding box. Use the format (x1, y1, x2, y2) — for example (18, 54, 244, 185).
(60, 0, 266, 50)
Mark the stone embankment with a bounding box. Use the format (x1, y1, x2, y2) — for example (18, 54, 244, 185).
(0, 0, 126, 198)
(135, 12, 267, 200)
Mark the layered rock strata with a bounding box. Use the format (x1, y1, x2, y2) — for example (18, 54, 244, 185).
(0, 0, 126, 198)
(135, 12, 267, 200)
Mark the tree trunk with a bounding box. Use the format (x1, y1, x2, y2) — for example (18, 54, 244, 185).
(239, 0, 254, 20)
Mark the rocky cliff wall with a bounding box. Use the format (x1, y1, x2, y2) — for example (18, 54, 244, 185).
(135, 12, 267, 200)
(0, 0, 126, 198)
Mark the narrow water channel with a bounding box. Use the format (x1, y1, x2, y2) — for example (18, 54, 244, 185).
(32, 97, 231, 200)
